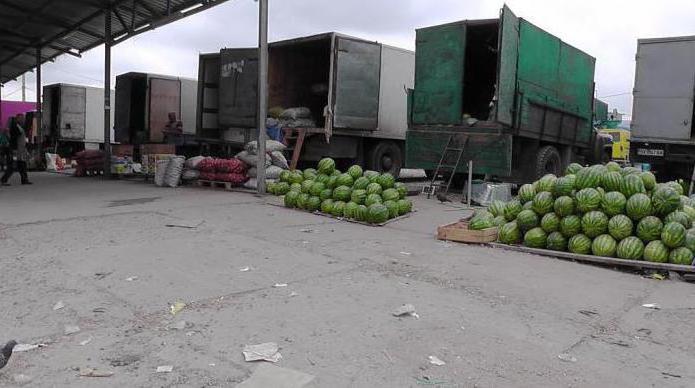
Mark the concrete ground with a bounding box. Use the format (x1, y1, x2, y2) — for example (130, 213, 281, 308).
(1, 172, 694, 387)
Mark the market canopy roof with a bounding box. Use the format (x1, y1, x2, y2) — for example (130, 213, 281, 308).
(0, 0, 229, 84)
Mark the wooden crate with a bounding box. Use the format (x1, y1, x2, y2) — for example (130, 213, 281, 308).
(437, 220, 498, 243)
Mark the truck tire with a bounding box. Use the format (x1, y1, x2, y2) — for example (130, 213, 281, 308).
(535, 145, 562, 179)
(367, 140, 403, 176)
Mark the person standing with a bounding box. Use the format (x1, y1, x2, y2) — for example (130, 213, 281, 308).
(1, 113, 32, 185)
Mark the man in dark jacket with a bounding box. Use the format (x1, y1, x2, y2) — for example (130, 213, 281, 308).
(1, 114, 32, 185)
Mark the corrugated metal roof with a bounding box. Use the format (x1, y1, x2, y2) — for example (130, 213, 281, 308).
(0, 0, 230, 84)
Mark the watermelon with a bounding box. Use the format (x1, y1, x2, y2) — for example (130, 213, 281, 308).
(582, 211, 609, 238)
(680, 195, 693, 210)
(347, 165, 363, 179)
(493, 215, 507, 227)
(376, 173, 395, 189)
(320, 188, 333, 201)
(275, 182, 290, 195)
(279, 170, 291, 183)
(364, 170, 380, 183)
(396, 199, 413, 215)
(640, 171, 656, 191)
(553, 196, 575, 217)
(532, 192, 555, 215)
(498, 221, 522, 244)
(331, 201, 346, 217)
(540, 212, 561, 233)
(306, 196, 321, 211)
(575, 188, 602, 213)
(351, 189, 367, 205)
(267, 182, 277, 195)
(290, 182, 302, 192)
(636, 216, 663, 242)
(504, 200, 523, 221)
(296, 193, 310, 209)
(592, 234, 617, 257)
(315, 173, 330, 185)
(667, 181, 685, 195)
(518, 184, 536, 203)
(516, 209, 539, 231)
(620, 174, 646, 197)
(470, 211, 494, 230)
(309, 182, 326, 197)
(616, 236, 645, 260)
(489, 200, 506, 217)
(353, 176, 370, 190)
(608, 214, 633, 240)
(384, 200, 399, 219)
(331, 169, 342, 176)
(605, 161, 621, 172)
(321, 199, 334, 214)
(317, 158, 336, 175)
(365, 193, 382, 207)
(303, 168, 317, 180)
(333, 185, 352, 202)
(662, 222, 686, 248)
(575, 166, 602, 189)
(382, 188, 400, 202)
(669, 247, 694, 265)
(523, 201, 534, 210)
(626, 193, 652, 220)
(686, 228, 695, 252)
(344, 201, 360, 219)
(355, 205, 368, 221)
(684, 205, 695, 224)
(301, 179, 315, 194)
(289, 171, 304, 184)
(560, 215, 582, 238)
(652, 186, 680, 216)
(366, 182, 383, 195)
(326, 176, 338, 189)
(665, 210, 691, 228)
(523, 227, 547, 248)
(284, 191, 300, 208)
(596, 187, 605, 200)
(336, 173, 354, 187)
(566, 162, 584, 175)
(367, 204, 390, 224)
(601, 191, 627, 216)
(537, 174, 557, 193)
(601, 171, 623, 192)
(568, 234, 592, 254)
(621, 166, 642, 176)
(394, 182, 408, 199)
(643, 240, 669, 263)
(554, 175, 576, 197)
(546, 231, 567, 251)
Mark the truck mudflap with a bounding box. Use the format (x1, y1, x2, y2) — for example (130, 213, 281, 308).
(406, 129, 513, 176)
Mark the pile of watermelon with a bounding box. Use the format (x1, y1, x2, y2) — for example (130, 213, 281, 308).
(487, 162, 695, 266)
(267, 157, 413, 224)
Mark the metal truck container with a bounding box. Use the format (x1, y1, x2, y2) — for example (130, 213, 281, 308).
(41, 83, 114, 145)
(630, 35, 695, 180)
(196, 32, 414, 174)
(406, 5, 600, 181)
(115, 72, 197, 144)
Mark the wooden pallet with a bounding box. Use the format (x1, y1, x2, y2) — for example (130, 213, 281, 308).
(437, 220, 498, 243)
(196, 180, 256, 193)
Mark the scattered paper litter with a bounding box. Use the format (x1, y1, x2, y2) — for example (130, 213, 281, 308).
(170, 301, 186, 315)
(156, 365, 173, 373)
(79, 368, 114, 377)
(243, 342, 282, 363)
(240, 266, 251, 272)
(400, 251, 412, 256)
(289, 292, 299, 297)
(428, 355, 446, 366)
(299, 228, 314, 233)
(12, 373, 32, 385)
(125, 276, 138, 281)
(642, 303, 661, 310)
(79, 337, 92, 346)
(185, 331, 196, 337)
(392, 304, 419, 318)
(273, 283, 288, 288)
(64, 325, 81, 335)
(558, 353, 577, 363)
(53, 301, 65, 311)
(13, 343, 46, 352)
(236, 363, 315, 388)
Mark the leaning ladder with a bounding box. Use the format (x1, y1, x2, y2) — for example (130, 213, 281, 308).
(425, 135, 469, 198)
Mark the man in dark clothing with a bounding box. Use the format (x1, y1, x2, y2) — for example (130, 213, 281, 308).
(1, 114, 31, 185)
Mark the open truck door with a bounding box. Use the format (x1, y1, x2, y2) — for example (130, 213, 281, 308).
(495, 5, 519, 126)
(148, 77, 181, 143)
(332, 36, 381, 129)
(219, 48, 258, 129)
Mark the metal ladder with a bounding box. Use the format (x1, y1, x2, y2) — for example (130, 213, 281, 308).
(425, 135, 469, 198)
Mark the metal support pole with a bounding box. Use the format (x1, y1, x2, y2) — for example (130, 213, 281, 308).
(104, 7, 112, 178)
(467, 160, 473, 207)
(0, 66, 3, 130)
(35, 48, 42, 145)
(255, 0, 268, 194)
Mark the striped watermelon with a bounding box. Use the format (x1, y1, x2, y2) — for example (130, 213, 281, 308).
(546, 231, 568, 251)
(667, 181, 685, 195)
(669, 247, 694, 265)
(498, 221, 522, 244)
(516, 209, 539, 231)
(686, 228, 695, 252)
(683, 205, 695, 222)
(554, 175, 576, 197)
(582, 211, 609, 238)
(661, 222, 686, 248)
(601, 191, 627, 216)
(523, 201, 534, 211)
(532, 192, 555, 215)
(608, 214, 633, 240)
(554, 196, 575, 217)
(621, 166, 642, 176)
(665, 210, 691, 228)
(592, 234, 617, 257)
(644, 240, 669, 263)
(616, 236, 645, 260)
(537, 174, 557, 193)
(605, 161, 621, 172)
(652, 186, 680, 216)
(560, 215, 582, 238)
(518, 184, 536, 203)
(680, 195, 693, 209)
(565, 162, 584, 175)
(523, 227, 548, 248)
(575, 188, 602, 213)
(626, 193, 652, 220)
(575, 166, 602, 189)
(568, 234, 592, 254)
(488, 200, 506, 217)
(636, 216, 663, 242)
(601, 171, 623, 192)
(640, 171, 657, 191)
(541, 212, 561, 233)
(493, 215, 507, 227)
(620, 174, 646, 197)
(503, 199, 523, 221)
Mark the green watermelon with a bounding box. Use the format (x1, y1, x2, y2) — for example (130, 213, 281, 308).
(669, 247, 694, 265)
(516, 209, 539, 231)
(336, 173, 354, 187)
(523, 227, 547, 248)
(566, 162, 584, 175)
(640, 171, 656, 191)
(553, 196, 575, 217)
(315, 173, 330, 185)
(351, 189, 367, 205)
(560, 215, 582, 238)
(396, 199, 413, 215)
(279, 170, 291, 183)
(685, 228, 695, 252)
(384, 200, 399, 219)
(546, 231, 567, 251)
(652, 186, 680, 216)
(617, 236, 645, 260)
(489, 200, 506, 217)
(493, 215, 507, 227)
(541, 212, 561, 233)
(394, 182, 408, 199)
(309, 182, 326, 197)
(596, 187, 605, 200)
(643, 240, 669, 263)
(621, 166, 642, 176)
(347, 165, 363, 179)
(344, 201, 360, 219)
(532, 192, 555, 215)
(592, 234, 617, 257)
(662, 222, 686, 248)
(601, 171, 623, 192)
(620, 174, 646, 197)
(275, 182, 290, 195)
(333, 185, 352, 202)
(504, 200, 523, 221)
(601, 191, 627, 216)
(518, 184, 536, 203)
(575, 188, 602, 213)
(290, 182, 302, 192)
(353, 176, 370, 190)
(665, 211, 691, 229)
(306, 196, 321, 211)
(636, 216, 663, 242)
(364, 170, 380, 183)
(301, 179, 315, 194)
(537, 174, 557, 193)
(284, 191, 300, 208)
(289, 171, 304, 184)
(667, 181, 685, 195)
(367, 204, 390, 224)
(296, 193, 310, 209)
(331, 201, 346, 217)
(320, 188, 333, 201)
(326, 176, 338, 189)
(382, 188, 400, 202)
(523, 201, 534, 210)
(568, 234, 592, 254)
(608, 214, 633, 240)
(554, 175, 576, 197)
(605, 161, 621, 172)
(365, 193, 382, 207)
(626, 193, 652, 220)
(267, 182, 278, 195)
(376, 173, 395, 189)
(331, 169, 342, 176)
(582, 211, 609, 238)
(321, 199, 334, 213)
(498, 221, 522, 244)
(575, 166, 602, 189)
(366, 182, 383, 196)
(303, 168, 317, 180)
(317, 158, 336, 175)
(355, 205, 368, 221)
(679, 195, 693, 210)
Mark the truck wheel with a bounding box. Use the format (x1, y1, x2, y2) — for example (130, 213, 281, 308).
(367, 141, 403, 176)
(535, 145, 561, 179)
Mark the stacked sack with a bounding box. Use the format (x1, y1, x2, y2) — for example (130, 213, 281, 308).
(237, 140, 288, 181)
(196, 157, 249, 186)
(74, 150, 105, 177)
(154, 155, 185, 188)
(181, 156, 205, 182)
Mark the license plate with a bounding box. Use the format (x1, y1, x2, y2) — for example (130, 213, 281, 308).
(637, 148, 664, 157)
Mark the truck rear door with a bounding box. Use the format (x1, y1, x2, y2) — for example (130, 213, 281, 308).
(197, 53, 220, 138)
(332, 36, 381, 129)
(148, 77, 181, 143)
(219, 48, 258, 128)
(633, 38, 695, 141)
(59, 85, 86, 140)
(495, 5, 519, 126)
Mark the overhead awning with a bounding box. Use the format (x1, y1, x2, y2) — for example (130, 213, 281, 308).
(0, 0, 230, 84)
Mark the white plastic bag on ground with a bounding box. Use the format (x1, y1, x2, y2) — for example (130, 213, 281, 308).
(154, 159, 170, 187)
(181, 168, 200, 181)
(236, 150, 271, 168)
(245, 140, 286, 154)
(45, 153, 59, 172)
(265, 166, 284, 180)
(185, 156, 205, 169)
(270, 151, 289, 169)
(164, 156, 185, 188)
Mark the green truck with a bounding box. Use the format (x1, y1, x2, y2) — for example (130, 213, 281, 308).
(406, 5, 606, 182)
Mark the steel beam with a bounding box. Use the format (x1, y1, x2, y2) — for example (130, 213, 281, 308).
(35, 47, 42, 146)
(103, 7, 112, 178)
(256, 0, 268, 194)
